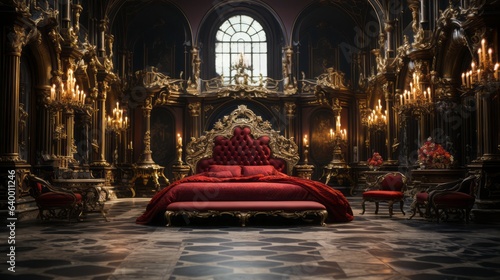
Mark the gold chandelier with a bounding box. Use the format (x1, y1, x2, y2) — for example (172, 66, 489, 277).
(48, 69, 86, 108)
(397, 70, 433, 116)
(106, 102, 129, 132)
(461, 38, 499, 90)
(367, 99, 387, 131)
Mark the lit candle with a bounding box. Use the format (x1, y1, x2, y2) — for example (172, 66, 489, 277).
(494, 63, 499, 80)
(461, 72, 466, 86)
(481, 39, 486, 62)
(51, 84, 56, 100)
(177, 133, 182, 146)
(488, 48, 493, 62)
(329, 128, 334, 140)
(303, 134, 308, 146)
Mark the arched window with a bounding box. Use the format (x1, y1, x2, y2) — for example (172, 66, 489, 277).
(215, 15, 267, 84)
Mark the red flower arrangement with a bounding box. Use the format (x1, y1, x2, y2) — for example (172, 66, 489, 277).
(418, 137, 454, 169)
(367, 152, 383, 169)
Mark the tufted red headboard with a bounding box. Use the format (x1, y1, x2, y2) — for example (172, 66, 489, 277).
(185, 105, 299, 175)
(196, 126, 286, 173)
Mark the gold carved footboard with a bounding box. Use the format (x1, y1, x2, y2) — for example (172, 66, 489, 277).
(164, 201, 328, 227)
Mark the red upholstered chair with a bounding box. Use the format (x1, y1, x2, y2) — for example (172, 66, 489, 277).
(429, 175, 478, 223)
(26, 174, 83, 221)
(408, 179, 461, 220)
(361, 172, 408, 217)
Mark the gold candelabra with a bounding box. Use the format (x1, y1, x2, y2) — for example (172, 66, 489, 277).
(367, 99, 387, 131)
(327, 114, 347, 166)
(106, 102, 129, 165)
(461, 38, 499, 90)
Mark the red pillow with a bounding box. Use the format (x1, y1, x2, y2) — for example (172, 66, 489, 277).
(208, 165, 241, 177)
(241, 165, 276, 176)
(206, 171, 234, 178)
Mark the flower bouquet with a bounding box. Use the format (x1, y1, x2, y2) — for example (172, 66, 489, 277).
(418, 137, 454, 169)
(367, 152, 383, 170)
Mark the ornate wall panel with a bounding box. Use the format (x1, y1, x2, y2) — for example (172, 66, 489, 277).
(150, 107, 175, 175)
(309, 108, 335, 178)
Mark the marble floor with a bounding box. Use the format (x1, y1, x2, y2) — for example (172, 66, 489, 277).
(2, 196, 500, 280)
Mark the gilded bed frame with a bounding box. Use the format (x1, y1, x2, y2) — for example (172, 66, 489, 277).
(185, 104, 300, 175)
(167, 105, 328, 226)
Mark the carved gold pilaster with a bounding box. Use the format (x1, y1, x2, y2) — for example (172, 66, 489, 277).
(188, 102, 201, 139)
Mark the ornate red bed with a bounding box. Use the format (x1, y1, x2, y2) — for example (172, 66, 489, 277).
(136, 105, 353, 226)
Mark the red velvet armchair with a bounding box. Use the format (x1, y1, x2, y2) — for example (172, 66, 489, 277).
(27, 174, 83, 221)
(430, 175, 477, 223)
(408, 179, 461, 220)
(361, 172, 408, 217)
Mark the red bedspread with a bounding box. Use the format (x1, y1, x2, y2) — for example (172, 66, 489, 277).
(136, 172, 354, 225)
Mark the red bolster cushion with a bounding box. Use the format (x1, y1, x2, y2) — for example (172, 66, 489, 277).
(206, 171, 234, 178)
(241, 165, 276, 176)
(208, 165, 241, 177)
(363, 190, 404, 199)
(166, 201, 326, 211)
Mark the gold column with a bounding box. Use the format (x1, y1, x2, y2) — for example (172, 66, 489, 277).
(0, 25, 30, 162)
(139, 93, 154, 164)
(94, 81, 109, 165)
(284, 102, 296, 139)
(384, 83, 397, 164)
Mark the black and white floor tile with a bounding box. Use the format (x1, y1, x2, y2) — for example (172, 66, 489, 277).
(2, 196, 500, 279)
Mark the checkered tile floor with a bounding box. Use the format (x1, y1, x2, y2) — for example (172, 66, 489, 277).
(2, 196, 500, 279)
